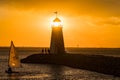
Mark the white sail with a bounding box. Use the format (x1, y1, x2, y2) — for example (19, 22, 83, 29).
(8, 41, 21, 68)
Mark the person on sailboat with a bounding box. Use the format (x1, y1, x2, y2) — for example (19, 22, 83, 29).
(7, 66, 12, 73)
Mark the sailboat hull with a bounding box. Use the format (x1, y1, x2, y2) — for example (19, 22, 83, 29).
(5, 70, 19, 74)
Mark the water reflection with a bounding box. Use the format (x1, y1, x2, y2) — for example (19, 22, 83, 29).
(1, 53, 120, 80)
(49, 65, 64, 79)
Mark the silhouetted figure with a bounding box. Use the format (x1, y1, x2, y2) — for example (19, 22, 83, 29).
(45, 48, 47, 54)
(6, 66, 12, 74)
(48, 49, 50, 54)
(42, 48, 44, 54)
(8, 67, 12, 72)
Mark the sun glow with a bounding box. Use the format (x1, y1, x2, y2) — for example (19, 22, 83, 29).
(50, 17, 63, 27)
(51, 21, 63, 27)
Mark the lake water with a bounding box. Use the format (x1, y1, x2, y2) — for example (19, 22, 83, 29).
(0, 48, 120, 80)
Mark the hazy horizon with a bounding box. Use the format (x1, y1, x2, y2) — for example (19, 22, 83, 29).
(0, 46, 120, 48)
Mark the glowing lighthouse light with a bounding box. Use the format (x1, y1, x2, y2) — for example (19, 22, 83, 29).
(51, 12, 63, 27)
(52, 17, 63, 27)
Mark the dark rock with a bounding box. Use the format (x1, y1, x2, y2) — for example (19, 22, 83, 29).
(21, 54, 120, 77)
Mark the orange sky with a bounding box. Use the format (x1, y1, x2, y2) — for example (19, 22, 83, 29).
(0, 0, 120, 47)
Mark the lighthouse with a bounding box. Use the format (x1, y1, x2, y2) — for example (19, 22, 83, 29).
(50, 12, 65, 54)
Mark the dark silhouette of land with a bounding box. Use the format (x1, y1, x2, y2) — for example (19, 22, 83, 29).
(21, 53, 120, 77)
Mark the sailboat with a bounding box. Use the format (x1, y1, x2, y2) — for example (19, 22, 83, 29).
(5, 41, 21, 74)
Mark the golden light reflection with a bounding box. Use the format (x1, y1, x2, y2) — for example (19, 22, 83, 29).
(12, 63, 15, 66)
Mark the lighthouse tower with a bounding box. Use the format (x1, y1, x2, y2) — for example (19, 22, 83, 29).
(50, 12, 65, 54)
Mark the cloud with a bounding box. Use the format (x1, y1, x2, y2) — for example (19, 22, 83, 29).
(75, 16, 120, 26)
(96, 17, 120, 26)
